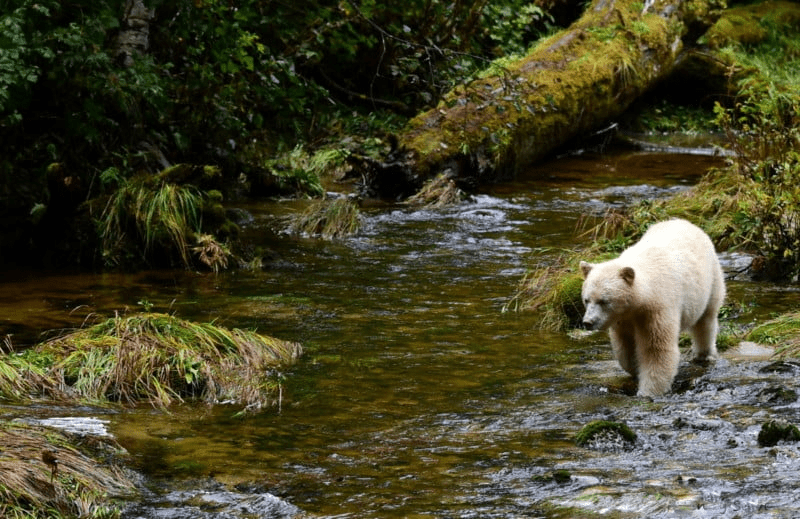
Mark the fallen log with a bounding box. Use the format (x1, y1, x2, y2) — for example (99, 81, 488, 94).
(361, 0, 711, 198)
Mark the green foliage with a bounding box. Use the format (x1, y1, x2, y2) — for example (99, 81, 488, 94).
(631, 99, 719, 134)
(712, 24, 800, 281)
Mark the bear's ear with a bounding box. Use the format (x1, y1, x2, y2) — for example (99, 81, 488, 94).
(620, 266, 635, 285)
(579, 261, 593, 278)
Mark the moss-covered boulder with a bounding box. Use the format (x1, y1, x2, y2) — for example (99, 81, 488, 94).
(758, 420, 800, 447)
(576, 420, 637, 451)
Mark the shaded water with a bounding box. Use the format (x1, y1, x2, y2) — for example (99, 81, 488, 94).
(4, 151, 800, 517)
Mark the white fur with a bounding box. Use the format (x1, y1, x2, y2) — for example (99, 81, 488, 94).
(580, 219, 726, 397)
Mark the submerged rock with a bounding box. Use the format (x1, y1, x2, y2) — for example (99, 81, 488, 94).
(122, 486, 301, 519)
(575, 420, 637, 451)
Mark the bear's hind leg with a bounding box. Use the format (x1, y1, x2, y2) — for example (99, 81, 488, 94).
(690, 310, 719, 363)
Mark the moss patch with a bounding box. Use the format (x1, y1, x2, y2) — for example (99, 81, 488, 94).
(398, 0, 685, 183)
(575, 420, 637, 450)
(758, 419, 800, 447)
(702, 1, 800, 49)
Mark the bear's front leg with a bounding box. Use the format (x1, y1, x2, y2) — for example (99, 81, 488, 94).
(635, 331, 680, 397)
(610, 324, 637, 376)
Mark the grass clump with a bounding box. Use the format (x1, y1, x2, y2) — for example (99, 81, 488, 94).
(405, 173, 467, 208)
(746, 311, 800, 359)
(289, 197, 362, 239)
(99, 178, 203, 269)
(40, 313, 302, 412)
(0, 313, 302, 414)
(0, 421, 135, 518)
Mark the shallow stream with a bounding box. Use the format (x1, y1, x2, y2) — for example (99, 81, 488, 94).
(3, 150, 800, 518)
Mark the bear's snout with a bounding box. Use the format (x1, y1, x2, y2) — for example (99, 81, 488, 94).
(582, 316, 600, 330)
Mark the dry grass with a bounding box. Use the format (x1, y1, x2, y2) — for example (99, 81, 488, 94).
(405, 173, 466, 208)
(289, 197, 362, 239)
(0, 421, 135, 518)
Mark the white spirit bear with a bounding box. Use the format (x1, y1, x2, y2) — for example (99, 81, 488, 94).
(579, 219, 726, 396)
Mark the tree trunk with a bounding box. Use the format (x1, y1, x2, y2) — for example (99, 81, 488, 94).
(362, 0, 699, 198)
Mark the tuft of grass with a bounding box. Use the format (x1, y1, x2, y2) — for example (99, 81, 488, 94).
(405, 173, 466, 208)
(99, 179, 203, 268)
(192, 233, 231, 273)
(0, 421, 135, 518)
(0, 314, 303, 413)
(38, 313, 303, 412)
(503, 248, 619, 331)
(289, 197, 361, 239)
(746, 311, 800, 359)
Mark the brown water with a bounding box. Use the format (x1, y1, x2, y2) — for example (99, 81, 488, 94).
(5, 150, 800, 518)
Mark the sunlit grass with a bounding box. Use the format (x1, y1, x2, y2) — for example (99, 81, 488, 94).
(0, 314, 302, 414)
(38, 313, 302, 412)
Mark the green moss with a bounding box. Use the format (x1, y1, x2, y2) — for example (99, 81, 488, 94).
(758, 420, 800, 447)
(575, 420, 637, 448)
(702, 1, 800, 49)
(400, 0, 682, 181)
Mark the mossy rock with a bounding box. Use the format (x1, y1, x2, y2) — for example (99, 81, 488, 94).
(576, 420, 637, 451)
(757, 420, 800, 447)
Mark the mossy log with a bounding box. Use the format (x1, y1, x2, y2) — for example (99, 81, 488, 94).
(362, 0, 707, 198)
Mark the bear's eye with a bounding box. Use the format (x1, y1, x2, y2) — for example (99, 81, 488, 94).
(597, 299, 608, 306)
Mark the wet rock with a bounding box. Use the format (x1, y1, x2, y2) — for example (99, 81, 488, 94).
(760, 361, 800, 375)
(575, 420, 637, 451)
(757, 420, 800, 447)
(718, 251, 756, 280)
(757, 386, 798, 405)
(122, 487, 301, 519)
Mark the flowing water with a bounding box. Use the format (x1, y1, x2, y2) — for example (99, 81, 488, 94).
(4, 150, 800, 518)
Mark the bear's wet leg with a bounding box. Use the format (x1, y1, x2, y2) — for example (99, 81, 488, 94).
(610, 325, 637, 376)
(635, 337, 680, 397)
(690, 310, 719, 362)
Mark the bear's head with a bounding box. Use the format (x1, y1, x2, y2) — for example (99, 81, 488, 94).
(579, 260, 635, 331)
